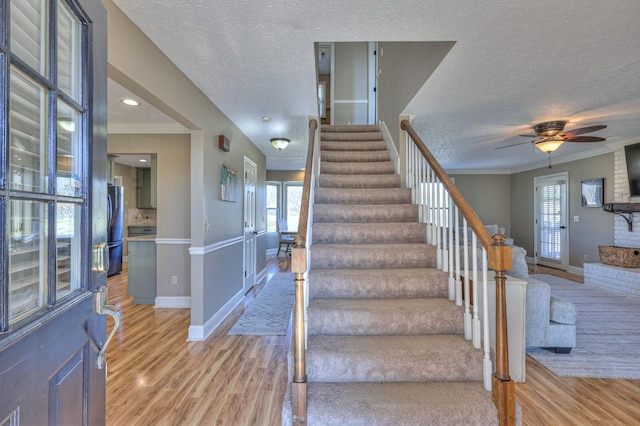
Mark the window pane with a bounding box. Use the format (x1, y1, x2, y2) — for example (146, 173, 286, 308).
(267, 208, 277, 233)
(57, 0, 82, 102)
(56, 203, 81, 298)
(9, 67, 48, 193)
(56, 100, 82, 197)
(286, 185, 303, 231)
(9, 200, 48, 323)
(10, 0, 48, 76)
(267, 184, 278, 208)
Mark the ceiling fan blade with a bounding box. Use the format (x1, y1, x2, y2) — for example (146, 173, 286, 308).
(564, 136, 606, 142)
(563, 125, 607, 136)
(494, 141, 531, 150)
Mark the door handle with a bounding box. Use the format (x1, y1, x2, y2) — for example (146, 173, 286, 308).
(94, 286, 121, 370)
(559, 226, 566, 229)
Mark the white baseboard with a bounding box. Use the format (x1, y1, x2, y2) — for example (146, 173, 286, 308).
(187, 289, 244, 341)
(526, 256, 584, 276)
(567, 265, 585, 276)
(256, 266, 267, 282)
(154, 296, 191, 308)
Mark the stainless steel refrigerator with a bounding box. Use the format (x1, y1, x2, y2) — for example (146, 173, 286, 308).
(107, 184, 124, 276)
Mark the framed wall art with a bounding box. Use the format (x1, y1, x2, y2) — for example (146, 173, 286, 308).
(581, 178, 604, 208)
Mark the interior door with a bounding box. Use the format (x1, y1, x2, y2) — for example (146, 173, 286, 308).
(243, 157, 257, 292)
(534, 173, 569, 270)
(0, 0, 111, 424)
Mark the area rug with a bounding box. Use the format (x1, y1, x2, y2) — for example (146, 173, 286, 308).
(526, 274, 640, 379)
(228, 273, 295, 335)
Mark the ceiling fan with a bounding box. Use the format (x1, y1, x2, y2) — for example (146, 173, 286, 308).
(496, 120, 607, 153)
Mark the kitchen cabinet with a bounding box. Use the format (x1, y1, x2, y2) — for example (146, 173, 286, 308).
(127, 238, 157, 304)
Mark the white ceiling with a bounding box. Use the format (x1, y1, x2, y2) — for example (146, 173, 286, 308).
(109, 0, 640, 172)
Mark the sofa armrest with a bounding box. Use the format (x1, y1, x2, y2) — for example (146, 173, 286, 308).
(525, 279, 551, 346)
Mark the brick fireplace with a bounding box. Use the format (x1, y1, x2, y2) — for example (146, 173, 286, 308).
(584, 144, 640, 297)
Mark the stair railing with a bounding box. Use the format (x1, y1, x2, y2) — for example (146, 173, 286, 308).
(290, 118, 319, 425)
(401, 119, 516, 425)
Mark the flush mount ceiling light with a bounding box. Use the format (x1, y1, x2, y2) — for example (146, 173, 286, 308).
(271, 138, 290, 151)
(261, 115, 272, 122)
(120, 98, 139, 106)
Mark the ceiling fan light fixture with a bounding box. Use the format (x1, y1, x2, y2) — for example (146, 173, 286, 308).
(271, 137, 290, 151)
(535, 138, 564, 153)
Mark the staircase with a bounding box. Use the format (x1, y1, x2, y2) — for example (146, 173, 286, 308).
(283, 124, 498, 425)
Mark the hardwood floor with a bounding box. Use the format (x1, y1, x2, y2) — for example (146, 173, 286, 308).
(106, 257, 290, 425)
(106, 259, 640, 425)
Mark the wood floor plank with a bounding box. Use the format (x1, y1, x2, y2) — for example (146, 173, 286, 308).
(105, 259, 640, 425)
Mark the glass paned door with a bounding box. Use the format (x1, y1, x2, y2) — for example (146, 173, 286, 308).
(535, 173, 568, 269)
(1, 0, 109, 422)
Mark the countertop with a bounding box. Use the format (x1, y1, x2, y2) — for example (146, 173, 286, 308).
(126, 235, 157, 242)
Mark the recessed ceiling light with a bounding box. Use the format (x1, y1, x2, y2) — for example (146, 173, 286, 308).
(261, 115, 271, 122)
(139, 159, 147, 163)
(120, 98, 140, 106)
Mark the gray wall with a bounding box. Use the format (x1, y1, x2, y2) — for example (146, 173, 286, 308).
(449, 174, 512, 236)
(107, 0, 267, 332)
(377, 42, 454, 148)
(511, 153, 615, 268)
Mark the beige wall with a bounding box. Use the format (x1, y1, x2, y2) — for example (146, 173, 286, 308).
(267, 170, 305, 181)
(106, 0, 267, 334)
(510, 153, 614, 268)
(450, 174, 512, 235)
(377, 42, 454, 148)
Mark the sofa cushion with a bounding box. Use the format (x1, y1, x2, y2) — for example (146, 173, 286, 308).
(485, 224, 499, 236)
(507, 245, 529, 279)
(550, 296, 577, 325)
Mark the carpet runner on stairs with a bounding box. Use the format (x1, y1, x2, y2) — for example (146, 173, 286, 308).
(283, 124, 497, 425)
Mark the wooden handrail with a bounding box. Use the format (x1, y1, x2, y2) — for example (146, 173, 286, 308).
(290, 118, 318, 425)
(296, 119, 318, 242)
(401, 119, 515, 425)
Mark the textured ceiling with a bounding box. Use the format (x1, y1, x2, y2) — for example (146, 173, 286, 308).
(110, 0, 640, 172)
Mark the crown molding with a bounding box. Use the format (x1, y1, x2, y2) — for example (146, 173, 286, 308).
(108, 123, 190, 134)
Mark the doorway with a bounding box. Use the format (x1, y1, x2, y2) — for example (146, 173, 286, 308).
(534, 173, 569, 270)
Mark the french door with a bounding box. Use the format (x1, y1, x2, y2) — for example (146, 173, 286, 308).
(534, 173, 569, 270)
(0, 0, 109, 424)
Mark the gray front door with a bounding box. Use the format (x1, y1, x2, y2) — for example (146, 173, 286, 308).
(0, 0, 109, 424)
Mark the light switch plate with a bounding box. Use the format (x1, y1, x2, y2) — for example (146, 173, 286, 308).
(573, 215, 579, 222)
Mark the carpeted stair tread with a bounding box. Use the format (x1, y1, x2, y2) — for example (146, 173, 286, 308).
(322, 150, 390, 162)
(319, 174, 400, 188)
(321, 161, 395, 175)
(306, 334, 484, 382)
(309, 268, 449, 299)
(308, 298, 463, 335)
(314, 204, 418, 223)
(322, 131, 383, 141)
(312, 222, 426, 244)
(311, 243, 437, 269)
(321, 124, 380, 133)
(303, 382, 497, 426)
(321, 141, 387, 151)
(315, 187, 412, 205)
